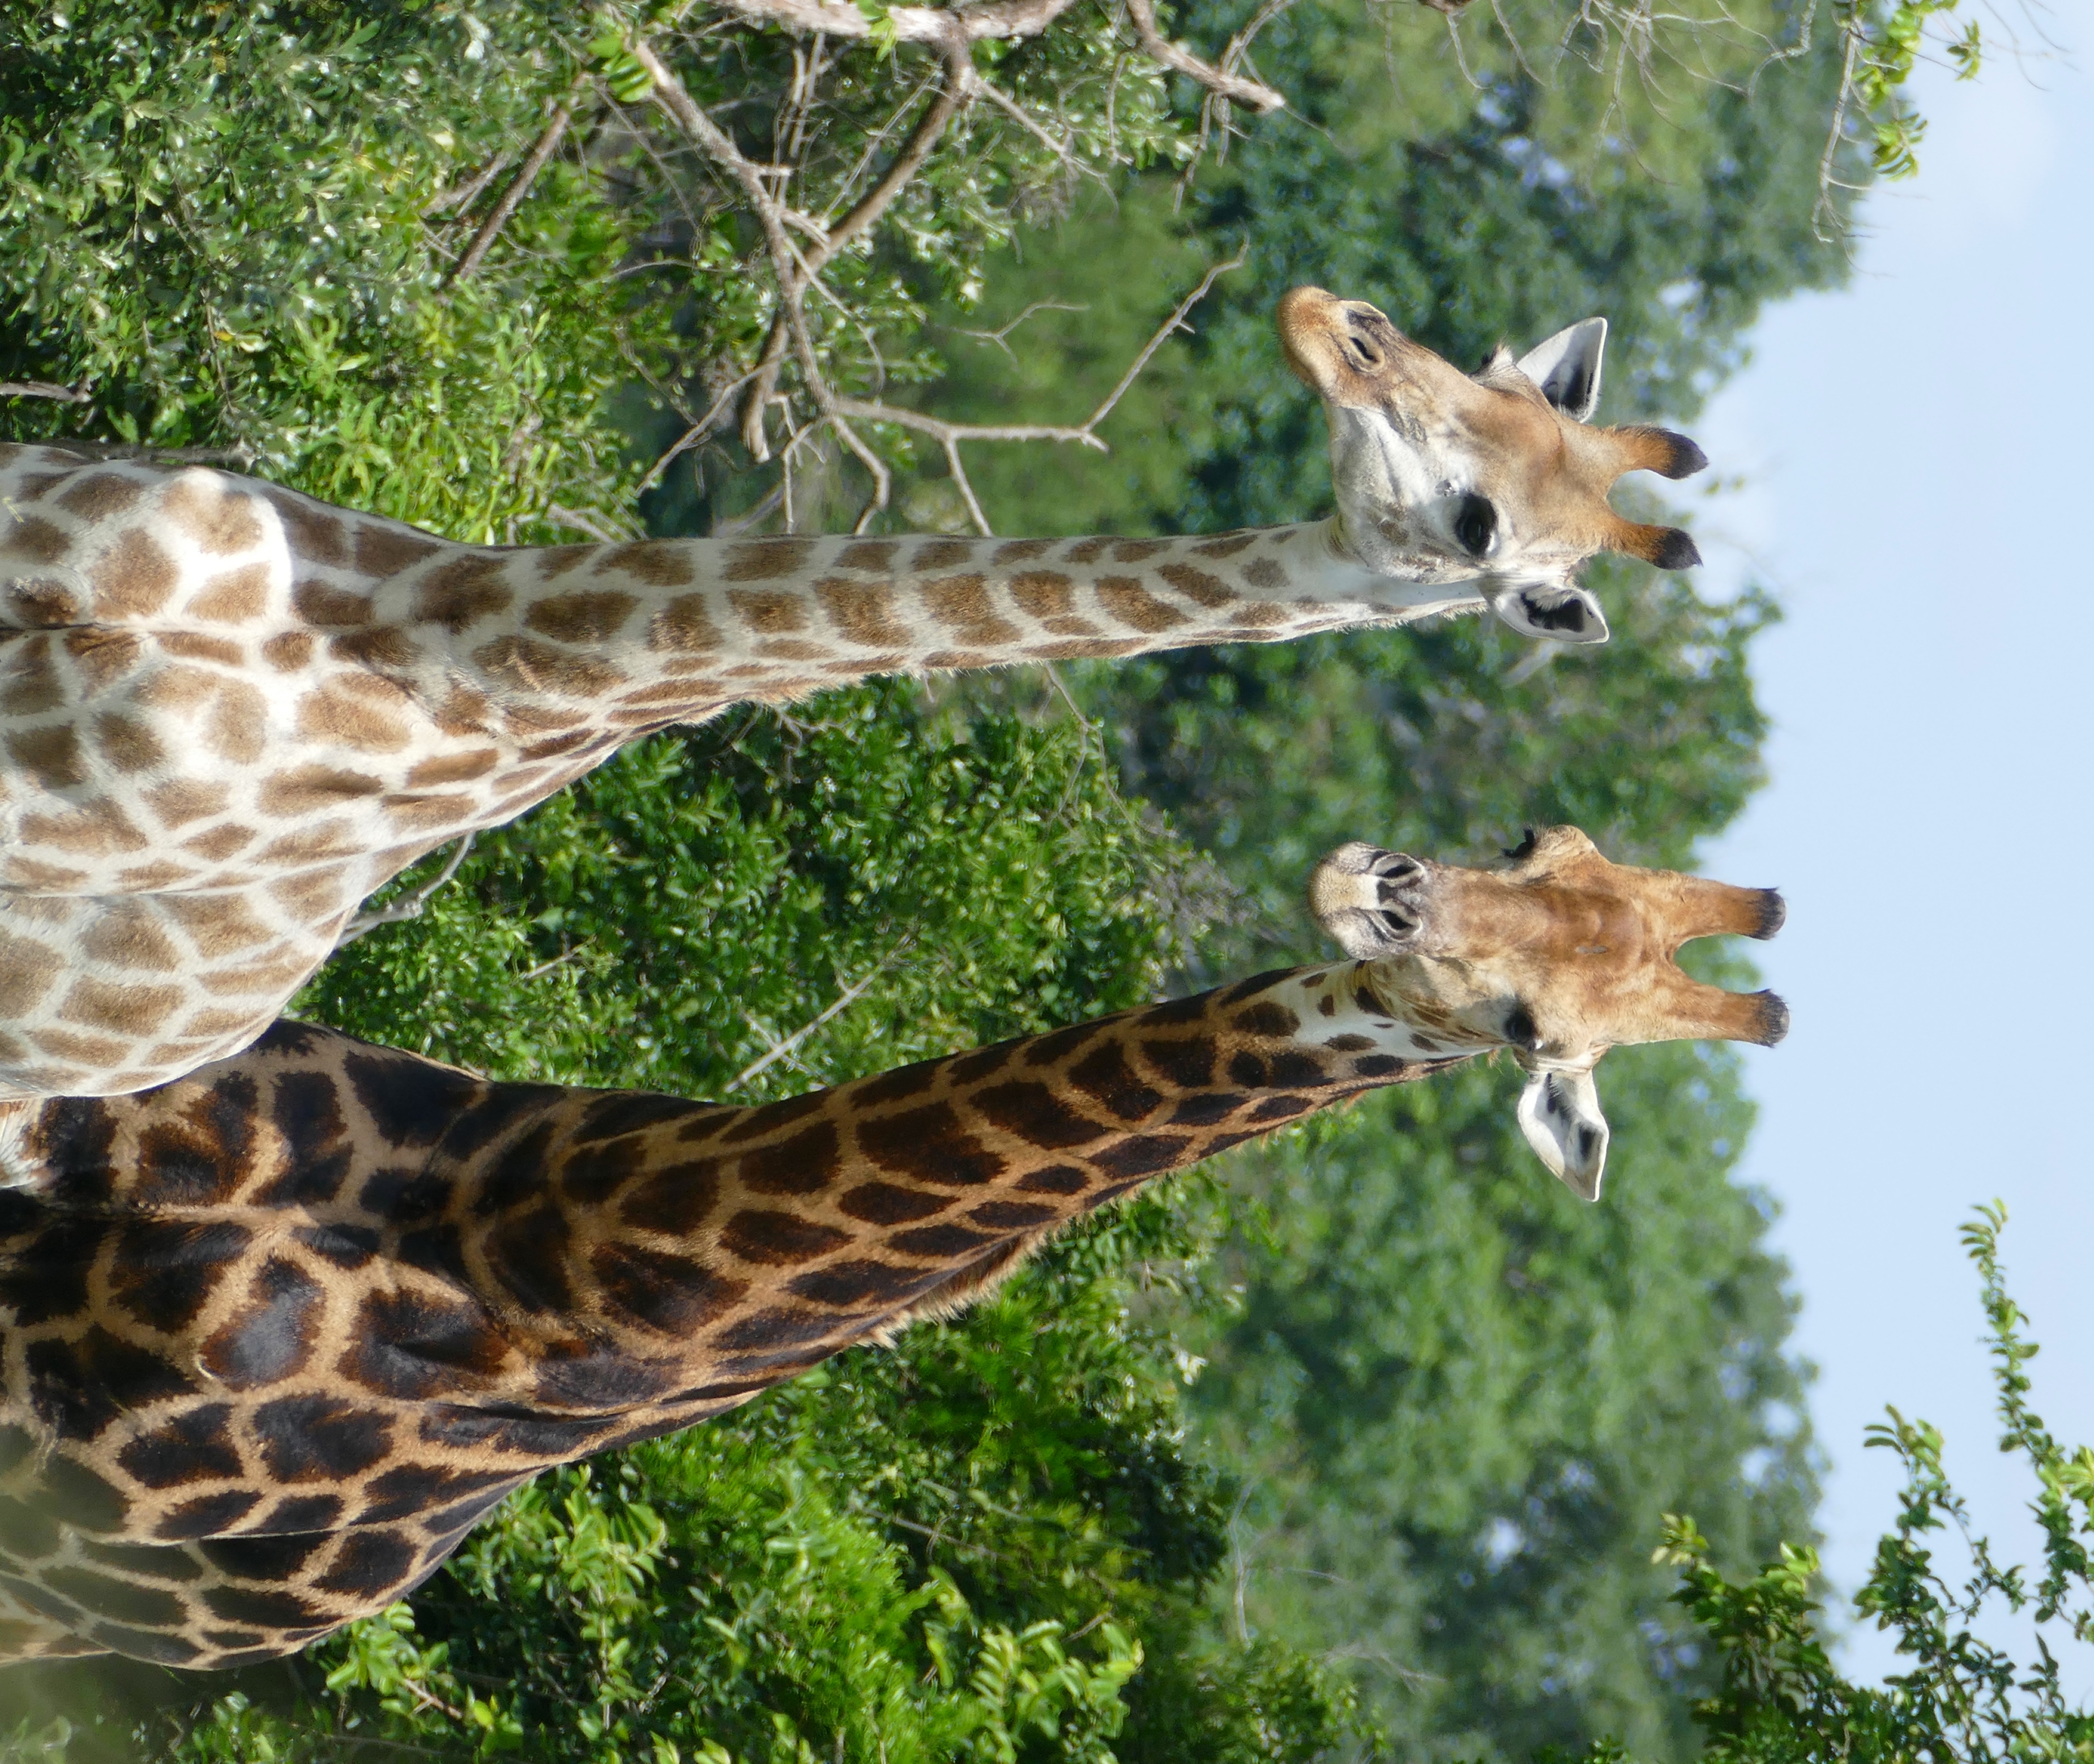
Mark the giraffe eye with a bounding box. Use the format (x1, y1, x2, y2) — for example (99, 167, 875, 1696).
(1503, 1003, 1540, 1050)
(1453, 494, 1497, 556)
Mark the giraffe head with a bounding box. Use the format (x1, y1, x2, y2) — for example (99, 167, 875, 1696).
(1311, 827, 1783, 1199)
(1277, 287, 1708, 646)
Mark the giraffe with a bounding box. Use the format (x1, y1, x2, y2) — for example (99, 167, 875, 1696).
(0, 828, 1783, 1669)
(0, 288, 1709, 1103)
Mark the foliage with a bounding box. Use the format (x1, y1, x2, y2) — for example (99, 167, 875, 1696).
(1645, 1206, 2094, 1761)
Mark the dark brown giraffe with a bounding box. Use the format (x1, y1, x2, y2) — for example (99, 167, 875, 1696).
(0, 829, 1784, 1669)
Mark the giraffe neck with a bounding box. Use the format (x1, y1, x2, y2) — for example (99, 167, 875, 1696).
(373, 523, 1466, 733)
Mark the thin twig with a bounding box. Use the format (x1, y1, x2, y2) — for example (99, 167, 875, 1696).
(424, 150, 514, 217)
(0, 381, 88, 402)
(335, 835, 477, 949)
(1123, 0, 1287, 111)
(541, 500, 633, 542)
(730, 936, 914, 1090)
(448, 88, 583, 285)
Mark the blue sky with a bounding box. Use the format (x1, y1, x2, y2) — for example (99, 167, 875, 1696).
(1691, 10, 2093, 1683)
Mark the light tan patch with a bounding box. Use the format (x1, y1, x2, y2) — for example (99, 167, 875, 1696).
(180, 1004, 271, 1037)
(814, 579, 908, 648)
(470, 634, 626, 698)
(252, 821, 362, 864)
(723, 539, 813, 583)
(29, 1028, 129, 1065)
(54, 472, 144, 521)
(381, 792, 476, 830)
(161, 893, 276, 956)
(1, 856, 87, 890)
(5, 724, 85, 791)
(651, 595, 723, 653)
(143, 779, 232, 827)
(57, 976, 182, 1033)
(61, 629, 144, 691)
(0, 932, 63, 1015)
(821, 654, 904, 675)
(90, 529, 178, 618)
(727, 590, 808, 634)
(187, 562, 272, 623)
(354, 522, 444, 578)
(1026, 638, 1146, 659)
(268, 868, 346, 921)
(1044, 616, 1100, 637)
(80, 907, 182, 972)
(405, 749, 499, 786)
(295, 677, 414, 753)
(1232, 601, 1291, 626)
(1094, 577, 1190, 634)
(1, 637, 63, 716)
(922, 650, 990, 670)
(161, 631, 245, 667)
(262, 631, 316, 672)
(132, 663, 218, 715)
(93, 711, 165, 774)
(596, 541, 694, 588)
(180, 824, 255, 861)
(205, 680, 269, 763)
(197, 949, 315, 997)
(525, 590, 639, 644)
(757, 639, 828, 661)
(170, 477, 268, 555)
(112, 860, 198, 890)
(433, 684, 494, 734)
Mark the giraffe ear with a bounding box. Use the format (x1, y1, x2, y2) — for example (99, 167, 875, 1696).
(1482, 578, 1610, 646)
(1517, 318, 1607, 422)
(1516, 1063, 1610, 1200)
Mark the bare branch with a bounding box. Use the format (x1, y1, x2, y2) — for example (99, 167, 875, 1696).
(1122, 0, 1287, 112)
(704, 0, 1083, 46)
(423, 150, 513, 217)
(448, 89, 582, 286)
(954, 300, 1089, 358)
(732, 936, 913, 1090)
(33, 439, 257, 465)
(0, 381, 88, 402)
(541, 501, 634, 542)
(635, 365, 767, 494)
(336, 836, 476, 949)
(1081, 245, 1246, 430)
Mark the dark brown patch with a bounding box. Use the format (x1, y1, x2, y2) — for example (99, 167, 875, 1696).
(991, 539, 1050, 564)
(199, 1257, 325, 1388)
(354, 523, 444, 578)
(90, 529, 178, 618)
(0, 635, 63, 714)
(722, 539, 812, 583)
(259, 484, 345, 561)
(160, 630, 244, 667)
(7, 722, 84, 790)
(1095, 576, 1189, 633)
(534, 545, 596, 582)
(918, 575, 1016, 645)
(593, 1244, 750, 1333)
(1191, 532, 1257, 558)
(912, 539, 977, 570)
(837, 1181, 954, 1225)
(55, 472, 144, 521)
(142, 779, 232, 827)
(1062, 537, 1109, 564)
(328, 625, 419, 670)
(814, 578, 908, 647)
(116, 1407, 245, 1490)
(1014, 1165, 1089, 1195)
(618, 1160, 723, 1235)
(1157, 561, 1234, 607)
(1139, 1036, 1217, 1090)
(720, 1209, 852, 1265)
(1111, 539, 1167, 562)
(292, 582, 373, 626)
(156, 892, 274, 956)
(1232, 1001, 1302, 1039)
(725, 589, 807, 634)
(788, 1258, 942, 1309)
(2, 515, 70, 563)
(1242, 557, 1288, 591)
(79, 906, 180, 971)
(405, 748, 499, 786)
(1026, 638, 1146, 660)
(741, 1120, 844, 1195)
(16, 797, 149, 856)
(415, 556, 512, 631)
(858, 1102, 1005, 1187)
(340, 1288, 507, 1401)
(526, 590, 638, 644)
(1008, 570, 1076, 619)
(649, 594, 724, 652)
(597, 540, 695, 587)
(836, 540, 898, 572)
(1324, 1032, 1374, 1052)
(261, 631, 315, 672)
(1067, 1042, 1164, 1122)
(887, 1222, 996, 1258)
(1086, 1133, 1195, 1179)
(975, 1082, 1109, 1151)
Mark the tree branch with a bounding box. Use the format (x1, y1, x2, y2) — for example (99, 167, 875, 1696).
(706, 0, 1083, 45)
(1122, 0, 1286, 111)
(447, 87, 583, 285)
(0, 382, 88, 402)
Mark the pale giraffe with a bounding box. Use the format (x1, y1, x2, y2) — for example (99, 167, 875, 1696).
(0, 288, 1708, 1103)
(0, 828, 1781, 1668)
